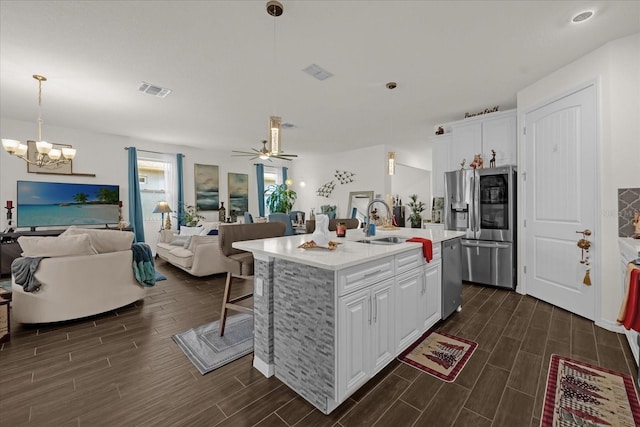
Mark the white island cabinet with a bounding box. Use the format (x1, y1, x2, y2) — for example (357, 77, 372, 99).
(234, 228, 464, 415)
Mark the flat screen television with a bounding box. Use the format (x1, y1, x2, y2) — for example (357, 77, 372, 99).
(17, 180, 120, 229)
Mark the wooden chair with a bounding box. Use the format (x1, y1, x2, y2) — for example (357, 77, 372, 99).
(217, 222, 286, 336)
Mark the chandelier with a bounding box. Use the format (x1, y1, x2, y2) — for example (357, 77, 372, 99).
(1, 74, 77, 168)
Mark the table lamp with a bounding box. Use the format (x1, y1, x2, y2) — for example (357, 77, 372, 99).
(153, 201, 173, 230)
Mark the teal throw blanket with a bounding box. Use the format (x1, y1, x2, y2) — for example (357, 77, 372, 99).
(131, 243, 156, 287)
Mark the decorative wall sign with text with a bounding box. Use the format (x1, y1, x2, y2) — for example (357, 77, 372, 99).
(464, 105, 499, 119)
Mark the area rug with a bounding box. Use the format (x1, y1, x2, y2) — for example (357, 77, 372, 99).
(397, 330, 477, 382)
(541, 354, 640, 427)
(172, 313, 253, 375)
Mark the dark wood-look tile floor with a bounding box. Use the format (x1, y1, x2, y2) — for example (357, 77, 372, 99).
(1, 262, 638, 426)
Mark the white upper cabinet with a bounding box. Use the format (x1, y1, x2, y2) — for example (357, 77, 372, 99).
(481, 112, 517, 166)
(431, 134, 451, 197)
(450, 122, 482, 170)
(431, 110, 517, 188)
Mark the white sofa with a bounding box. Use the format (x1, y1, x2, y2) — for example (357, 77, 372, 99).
(156, 223, 227, 277)
(11, 228, 146, 324)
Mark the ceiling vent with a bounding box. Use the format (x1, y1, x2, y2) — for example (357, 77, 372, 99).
(302, 64, 333, 81)
(138, 82, 172, 98)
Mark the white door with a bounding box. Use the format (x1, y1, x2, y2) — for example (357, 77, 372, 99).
(338, 288, 370, 399)
(371, 279, 395, 374)
(524, 84, 597, 319)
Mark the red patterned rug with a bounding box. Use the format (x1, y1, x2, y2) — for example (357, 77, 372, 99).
(397, 330, 477, 382)
(541, 354, 640, 426)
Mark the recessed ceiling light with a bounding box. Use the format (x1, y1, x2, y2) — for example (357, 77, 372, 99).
(572, 10, 594, 23)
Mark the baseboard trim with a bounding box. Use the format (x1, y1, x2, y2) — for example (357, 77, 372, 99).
(253, 355, 274, 377)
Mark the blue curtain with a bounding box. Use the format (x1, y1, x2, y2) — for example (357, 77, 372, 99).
(282, 166, 288, 189)
(176, 153, 184, 228)
(127, 147, 145, 243)
(256, 163, 265, 217)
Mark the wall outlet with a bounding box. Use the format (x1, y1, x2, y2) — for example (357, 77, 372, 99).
(255, 278, 263, 297)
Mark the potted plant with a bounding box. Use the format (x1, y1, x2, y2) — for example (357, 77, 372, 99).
(407, 194, 425, 228)
(265, 183, 297, 213)
(181, 204, 205, 226)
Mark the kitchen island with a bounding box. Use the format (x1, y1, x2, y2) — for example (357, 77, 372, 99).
(234, 227, 465, 414)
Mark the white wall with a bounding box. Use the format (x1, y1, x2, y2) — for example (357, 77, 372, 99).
(0, 117, 264, 237)
(289, 145, 388, 219)
(517, 33, 640, 327)
(390, 164, 431, 224)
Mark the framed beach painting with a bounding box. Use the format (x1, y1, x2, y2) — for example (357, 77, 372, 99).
(228, 172, 248, 217)
(194, 164, 219, 211)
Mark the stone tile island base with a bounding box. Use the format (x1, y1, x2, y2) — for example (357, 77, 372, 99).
(253, 254, 339, 414)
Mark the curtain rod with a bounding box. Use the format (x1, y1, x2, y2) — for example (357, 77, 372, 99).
(124, 147, 185, 157)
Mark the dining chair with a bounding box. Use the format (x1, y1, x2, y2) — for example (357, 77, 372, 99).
(268, 212, 294, 236)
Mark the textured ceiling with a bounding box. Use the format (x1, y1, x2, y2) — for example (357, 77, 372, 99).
(1, 1, 638, 157)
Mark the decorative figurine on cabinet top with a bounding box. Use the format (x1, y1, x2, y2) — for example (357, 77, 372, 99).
(470, 154, 484, 169)
(489, 150, 496, 168)
(435, 126, 444, 135)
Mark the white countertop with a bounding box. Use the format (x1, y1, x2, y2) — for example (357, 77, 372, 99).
(233, 227, 465, 270)
(619, 237, 640, 261)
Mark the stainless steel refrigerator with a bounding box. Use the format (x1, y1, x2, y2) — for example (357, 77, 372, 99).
(444, 165, 516, 289)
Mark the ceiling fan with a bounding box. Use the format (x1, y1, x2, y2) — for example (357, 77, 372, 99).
(231, 140, 298, 161)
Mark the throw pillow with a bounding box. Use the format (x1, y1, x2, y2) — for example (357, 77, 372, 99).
(179, 226, 203, 236)
(18, 234, 97, 257)
(198, 221, 220, 230)
(207, 229, 219, 235)
(169, 235, 190, 246)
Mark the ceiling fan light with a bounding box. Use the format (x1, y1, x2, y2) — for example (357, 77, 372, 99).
(259, 153, 270, 160)
(269, 115, 281, 155)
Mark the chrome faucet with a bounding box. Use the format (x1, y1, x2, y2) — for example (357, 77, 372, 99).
(364, 199, 392, 236)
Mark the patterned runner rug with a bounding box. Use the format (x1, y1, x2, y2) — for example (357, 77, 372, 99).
(541, 354, 640, 426)
(397, 330, 477, 382)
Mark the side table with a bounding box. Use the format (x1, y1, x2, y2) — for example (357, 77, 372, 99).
(0, 280, 11, 343)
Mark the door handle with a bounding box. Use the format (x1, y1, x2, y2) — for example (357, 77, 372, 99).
(576, 229, 592, 236)
(368, 298, 372, 325)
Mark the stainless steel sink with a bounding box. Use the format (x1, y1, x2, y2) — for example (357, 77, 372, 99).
(355, 236, 407, 245)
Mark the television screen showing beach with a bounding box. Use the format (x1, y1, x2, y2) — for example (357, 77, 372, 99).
(17, 181, 120, 228)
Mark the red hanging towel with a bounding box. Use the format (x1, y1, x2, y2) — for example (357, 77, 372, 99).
(406, 237, 433, 263)
(617, 263, 640, 331)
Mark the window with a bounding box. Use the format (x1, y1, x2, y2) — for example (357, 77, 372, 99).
(137, 156, 176, 222)
(263, 166, 282, 215)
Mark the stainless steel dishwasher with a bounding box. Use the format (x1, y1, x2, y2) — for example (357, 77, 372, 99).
(442, 237, 462, 319)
